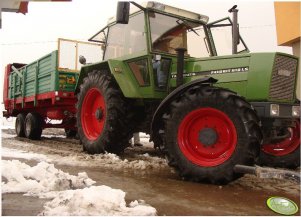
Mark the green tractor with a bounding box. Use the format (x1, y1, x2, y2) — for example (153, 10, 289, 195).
(75, 1, 300, 184)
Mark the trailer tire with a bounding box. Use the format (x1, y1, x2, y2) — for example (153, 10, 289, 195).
(15, 113, 26, 137)
(259, 120, 300, 169)
(163, 86, 262, 184)
(77, 70, 133, 154)
(24, 113, 43, 140)
(65, 129, 77, 138)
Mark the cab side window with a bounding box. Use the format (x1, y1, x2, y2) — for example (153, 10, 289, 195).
(104, 13, 146, 60)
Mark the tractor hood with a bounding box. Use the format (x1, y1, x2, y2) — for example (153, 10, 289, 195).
(170, 52, 299, 103)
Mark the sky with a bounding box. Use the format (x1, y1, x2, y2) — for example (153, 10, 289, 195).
(0, 0, 294, 104)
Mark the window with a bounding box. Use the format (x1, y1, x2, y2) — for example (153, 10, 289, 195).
(152, 58, 171, 89)
(104, 13, 147, 60)
(128, 59, 150, 86)
(209, 18, 248, 56)
(187, 26, 211, 58)
(149, 12, 210, 57)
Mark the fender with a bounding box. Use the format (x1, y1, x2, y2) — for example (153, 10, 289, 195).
(75, 59, 142, 98)
(75, 61, 110, 94)
(150, 77, 217, 146)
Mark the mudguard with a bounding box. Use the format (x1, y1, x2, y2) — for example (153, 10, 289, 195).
(150, 77, 217, 145)
(75, 61, 110, 94)
(75, 59, 142, 98)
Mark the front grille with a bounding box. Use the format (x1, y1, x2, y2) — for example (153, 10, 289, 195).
(269, 55, 298, 101)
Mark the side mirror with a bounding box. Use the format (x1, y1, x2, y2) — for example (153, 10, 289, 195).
(79, 55, 86, 65)
(116, 2, 130, 24)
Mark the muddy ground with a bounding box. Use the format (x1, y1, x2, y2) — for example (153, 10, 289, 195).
(1, 128, 300, 216)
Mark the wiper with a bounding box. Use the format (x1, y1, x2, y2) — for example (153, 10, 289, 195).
(176, 19, 199, 36)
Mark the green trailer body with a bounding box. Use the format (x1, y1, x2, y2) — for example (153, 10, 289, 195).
(4, 50, 78, 125)
(8, 51, 77, 102)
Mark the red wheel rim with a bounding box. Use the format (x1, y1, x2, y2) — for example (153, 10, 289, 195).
(81, 88, 106, 141)
(262, 121, 300, 156)
(178, 108, 237, 167)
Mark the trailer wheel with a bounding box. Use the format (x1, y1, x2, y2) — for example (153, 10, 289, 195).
(163, 86, 262, 184)
(77, 70, 133, 154)
(259, 120, 300, 169)
(15, 113, 26, 137)
(65, 129, 77, 138)
(24, 113, 43, 140)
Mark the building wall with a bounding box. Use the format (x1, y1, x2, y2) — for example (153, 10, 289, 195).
(274, 2, 300, 46)
(274, 2, 300, 100)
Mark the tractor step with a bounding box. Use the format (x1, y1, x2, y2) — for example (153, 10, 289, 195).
(234, 165, 300, 183)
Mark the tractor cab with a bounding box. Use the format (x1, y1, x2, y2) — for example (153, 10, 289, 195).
(88, 1, 248, 93)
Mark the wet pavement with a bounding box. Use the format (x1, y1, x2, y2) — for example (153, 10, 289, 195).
(1, 129, 300, 216)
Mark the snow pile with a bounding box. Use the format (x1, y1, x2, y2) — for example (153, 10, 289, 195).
(2, 147, 50, 162)
(2, 160, 95, 195)
(2, 146, 168, 171)
(0, 117, 15, 129)
(1, 131, 16, 138)
(42, 134, 66, 139)
(69, 152, 168, 170)
(40, 186, 156, 216)
(2, 159, 157, 216)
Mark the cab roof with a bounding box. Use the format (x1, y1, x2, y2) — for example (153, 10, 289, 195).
(107, 1, 209, 24)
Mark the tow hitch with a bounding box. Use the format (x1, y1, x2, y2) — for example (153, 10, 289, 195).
(234, 165, 300, 183)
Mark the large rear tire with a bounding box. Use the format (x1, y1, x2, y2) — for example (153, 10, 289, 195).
(163, 86, 262, 184)
(24, 113, 43, 140)
(259, 120, 300, 169)
(15, 113, 26, 137)
(76, 70, 133, 154)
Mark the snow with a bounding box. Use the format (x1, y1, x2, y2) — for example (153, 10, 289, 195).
(2, 160, 95, 195)
(0, 117, 15, 129)
(2, 146, 168, 171)
(42, 134, 66, 139)
(1, 131, 16, 138)
(2, 159, 157, 216)
(2, 147, 50, 162)
(60, 152, 168, 170)
(40, 186, 156, 216)
(1, 130, 160, 215)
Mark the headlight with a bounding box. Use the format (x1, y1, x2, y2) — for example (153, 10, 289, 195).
(270, 104, 279, 116)
(292, 106, 300, 117)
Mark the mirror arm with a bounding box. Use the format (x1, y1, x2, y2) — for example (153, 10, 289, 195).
(129, 1, 145, 10)
(203, 37, 210, 55)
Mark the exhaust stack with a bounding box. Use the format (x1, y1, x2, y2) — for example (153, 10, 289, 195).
(228, 5, 239, 54)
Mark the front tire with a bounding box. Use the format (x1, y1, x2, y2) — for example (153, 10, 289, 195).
(259, 120, 300, 169)
(77, 70, 133, 154)
(15, 113, 26, 137)
(163, 86, 262, 184)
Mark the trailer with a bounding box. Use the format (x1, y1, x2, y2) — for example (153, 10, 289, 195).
(3, 38, 102, 139)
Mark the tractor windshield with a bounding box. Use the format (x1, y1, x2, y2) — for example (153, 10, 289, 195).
(149, 12, 210, 57)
